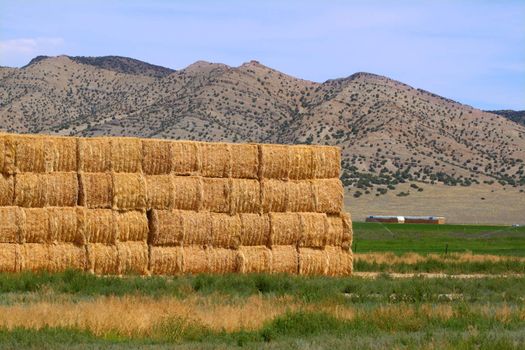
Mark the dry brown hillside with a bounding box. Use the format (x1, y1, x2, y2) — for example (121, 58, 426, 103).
(1, 55, 524, 195)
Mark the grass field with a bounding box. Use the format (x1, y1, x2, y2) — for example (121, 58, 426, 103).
(1, 222, 525, 349)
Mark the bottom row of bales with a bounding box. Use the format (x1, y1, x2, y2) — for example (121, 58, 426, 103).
(0, 243, 352, 276)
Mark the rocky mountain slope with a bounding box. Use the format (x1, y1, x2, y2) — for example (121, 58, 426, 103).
(487, 110, 525, 127)
(1, 55, 524, 192)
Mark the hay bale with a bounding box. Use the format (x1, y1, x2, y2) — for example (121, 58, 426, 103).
(15, 135, 46, 173)
(0, 134, 16, 175)
(44, 136, 78, 172)
(261, 179, 288, 213)
(0, 207, 21, 243)
(171, 141, 200, 175)
(0, 243, 18, 272)
(86, 243, 119, 274)
(148, 209, 184, 246)
(270, 245, 298, 274)
(112, 173, 147, 210)
(47, 207, 84, 244)
(84, 209, 116, 243)
(142, 138, 172, 175)
(325, 215, 343, 247)
(172, 176, 202, 211)
(79, 172, 113, 209)
(14, 173, 47, 207)
(19, 243, 50, 271)
(115, 211, 148, 242)
(237, 246, 272, 274)
(200, 142, 231, 178)
(78, 138, 111, 172)
(342, 212, 353, 249)
(0, 174, 14, 206)
(20, 208, 49, 243)
(111, 137, 142, 173)
(182, 246, 209, 274)
(48, 243, 87, 272)
(181, 211, 211, 246)
(288, 146, 314, 180)
(269, 213, 301, 246)
(240, 213, 270, 246)
(46, 172, 79, 207)
(230, 143, 259, 179)
(210, 213, 241, 249)
(258, 144, 290, 180)
(313, 179, 343, 214)
(207, 248, 239, 274)
(149, 246, 183, 275)
(298, 248, 329, 275)
(312, 146, 340, 179)
(146, 175, 174, 210)
(326, 246, 353, 276)
(287, 180, 316, 212)
(298, 213, 328, 248)
(117, 241, 149, 275)
(230, 179, 261, 214)
(201, 177, 230, 213)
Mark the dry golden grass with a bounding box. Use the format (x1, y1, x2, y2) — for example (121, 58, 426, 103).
(355, 252, 525, 265)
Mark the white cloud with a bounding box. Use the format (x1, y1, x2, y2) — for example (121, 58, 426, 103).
(0, 37, 64, 66)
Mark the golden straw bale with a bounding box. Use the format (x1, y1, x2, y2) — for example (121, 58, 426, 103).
(44, 136, 78, 172)
(325, 214, 344, 247)
(201, 177, 230, 213)
(0, 174, 14, 206)
(210, 213, 241, 249)
(230, 143, 259, 179)
(200, 142, 231, 178)
(298, 248, 329, 275)
(14, 173, 47, 207)
(342, 212, 353, 249)
(298, 213, 328, 248)
(20, 208, 49, 243)
(258, 144, 290, 180)
(326, 246, 353, 276)
(148, 209, 184, 246)
(84, 209, 116, 243)
(240, 213, 270, 246)
(312, 146, 341, 179)
(79, 172, 113, 209)
(46, 172, 79, 207)
(112, 173, 147, 210)
(19, 243, 50, 271)
(111, 137, 142, 173)
(288, 145, 314, 180)
(146, 175, 174, 210)
(78, 137, 111, 172)
(0, 243, 18, 272)
(261, 179, 288, 213)
(269, 213, 301, 246)
(172, 176, 202, 211)
(149, 246, 183, 275)
(115, 211, 148, 242)
(207, 248, 239, 274)
(182, 246, 209, 274)
(47, 207, 84, 244)
(181, 211, 211, 246)
(171, 141, 200, 175)
(86, 243, 119, 275)
(15, 135, 46, 173)
(270, 245, 298, 274)
(117, 241, 149, 275)
(142, 138, 172, 175)
(48, 243, 87, 272)
(313, 179, 344, 214)
(230, 179, 261, 214)
(287, 180, 316, 212)
(0, 207, 22, 243)
(238, 246, 272, 274)
(0, 134, 16, 175)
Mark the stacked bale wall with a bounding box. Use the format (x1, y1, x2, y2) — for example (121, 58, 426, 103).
(0, 133, 352, 275)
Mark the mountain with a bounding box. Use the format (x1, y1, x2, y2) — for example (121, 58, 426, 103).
(487, 110, 525, 127)
(1, 55, 524, 192)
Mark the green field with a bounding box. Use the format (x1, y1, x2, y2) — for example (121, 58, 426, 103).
(352, 222, 525, 256)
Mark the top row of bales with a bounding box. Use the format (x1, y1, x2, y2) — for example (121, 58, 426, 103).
(0, 134, 340, 179)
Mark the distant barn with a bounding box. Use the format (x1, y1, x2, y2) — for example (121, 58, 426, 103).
(365, 216, 405, 223)
(366, 215, 445, 224)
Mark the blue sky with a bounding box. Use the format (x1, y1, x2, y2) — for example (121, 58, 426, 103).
(1, 0, 524, 110)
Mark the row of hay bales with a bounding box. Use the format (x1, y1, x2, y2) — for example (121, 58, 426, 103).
(0, 132, 352, 276)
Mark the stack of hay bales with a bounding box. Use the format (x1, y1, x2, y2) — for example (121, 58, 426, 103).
(0, 132, 352, 276)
